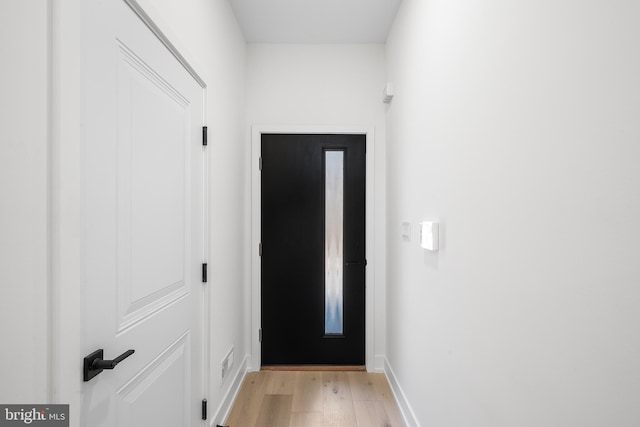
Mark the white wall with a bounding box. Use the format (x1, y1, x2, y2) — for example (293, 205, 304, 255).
(246, 43, 388, 368)
(385, 0, 640, 425)
(0, 0, 50, 403)
(247, 44, 386, 127)
(122, 0, 248, 423)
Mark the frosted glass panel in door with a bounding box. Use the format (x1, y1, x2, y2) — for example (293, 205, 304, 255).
(325, 150, 344, 335)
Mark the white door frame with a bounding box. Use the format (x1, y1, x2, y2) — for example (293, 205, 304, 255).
(50, 1, 208, 424)
(250, 125, 376, 372)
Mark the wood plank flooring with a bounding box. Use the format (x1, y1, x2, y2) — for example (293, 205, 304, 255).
(225, 371, 405, 427)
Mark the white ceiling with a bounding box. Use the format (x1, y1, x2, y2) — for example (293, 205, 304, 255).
(228, 0, 403, 43)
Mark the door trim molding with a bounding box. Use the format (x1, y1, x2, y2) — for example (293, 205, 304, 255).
(250, 125, 377, 372)
(122, 0, 206, 88)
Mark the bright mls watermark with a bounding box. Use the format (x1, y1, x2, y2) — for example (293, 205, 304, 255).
(0, 405, 68, 426)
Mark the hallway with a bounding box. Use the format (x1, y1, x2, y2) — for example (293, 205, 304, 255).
(225, 371, 404, 426)
(3, 0, 640, 425)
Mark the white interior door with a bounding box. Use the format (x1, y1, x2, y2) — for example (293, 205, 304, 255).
(80, 1, 205, 425)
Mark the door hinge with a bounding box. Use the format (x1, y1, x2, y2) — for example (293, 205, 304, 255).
(201, 399, 207, 420)
(202, 126, 208, 146)
(259, 328, 263, 343)
(202, 263, 208, 283)
(259, 156, 263, 171)
(259, 242, 263, 257)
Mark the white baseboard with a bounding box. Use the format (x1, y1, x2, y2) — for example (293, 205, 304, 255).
(210, 354, 250, 426)
(384, 358, 421, 427)
(374, 354, 386, 372)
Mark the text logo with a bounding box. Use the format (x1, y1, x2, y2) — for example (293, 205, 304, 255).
(0, 405, 68, 426)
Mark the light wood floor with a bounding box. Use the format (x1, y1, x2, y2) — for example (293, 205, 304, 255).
(224, 370, 405, 427)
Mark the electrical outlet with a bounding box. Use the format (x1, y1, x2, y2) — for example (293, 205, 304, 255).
(221, 346, 234, 381)
(221, 358, 228, 380)
(227, 349, 234, 372)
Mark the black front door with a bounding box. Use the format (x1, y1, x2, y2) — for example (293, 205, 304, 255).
(261, 134, 366, 366)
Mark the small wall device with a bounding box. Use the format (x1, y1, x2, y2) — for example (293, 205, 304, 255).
(383, 82, 394, 103)
(401, 221, 411, 240)
(420, 221, 439, 251)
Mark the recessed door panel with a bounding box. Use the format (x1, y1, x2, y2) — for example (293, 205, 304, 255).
(116, 42, 190, 332)
(116, 333, 191, 427)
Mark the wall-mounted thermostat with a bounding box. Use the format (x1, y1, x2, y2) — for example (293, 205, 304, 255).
(420, 221, 439, 251)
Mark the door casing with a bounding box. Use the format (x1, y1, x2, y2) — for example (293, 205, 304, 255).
(250, 125, 376, 372)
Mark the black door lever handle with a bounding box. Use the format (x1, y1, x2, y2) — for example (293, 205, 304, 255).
(83, 349, 135, 381)
(91, 349, 135, 370)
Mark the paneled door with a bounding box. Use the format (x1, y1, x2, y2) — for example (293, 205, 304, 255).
(80, 1, 205, 425)
(261, 134, 366, 366)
